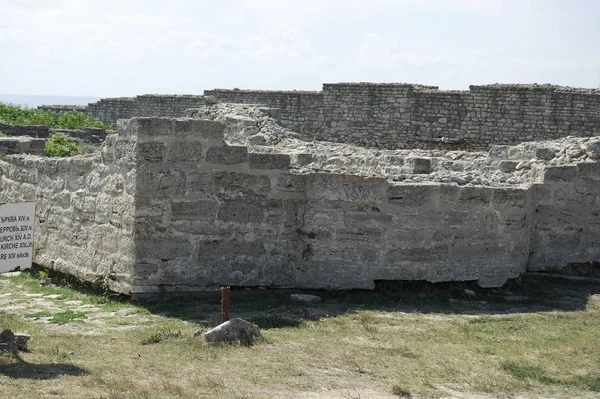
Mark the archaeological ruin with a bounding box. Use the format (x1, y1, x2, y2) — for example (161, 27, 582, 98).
(1, 82, 599, 298)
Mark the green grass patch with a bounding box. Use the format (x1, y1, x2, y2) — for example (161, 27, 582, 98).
(49, 311, 87, 325)
(25, 311, 53, 318)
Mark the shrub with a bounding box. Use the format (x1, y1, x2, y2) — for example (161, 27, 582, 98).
(0, 102, 114, 130)
(45, 134, 78, 157)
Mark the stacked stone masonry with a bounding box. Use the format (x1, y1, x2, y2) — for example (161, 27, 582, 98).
(84, 95, 205, 125)
(206, 83, 600, 150)
(1, 117, 598, 297)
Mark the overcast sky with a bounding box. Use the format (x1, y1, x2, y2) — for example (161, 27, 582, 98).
(1, 0, 599, 97)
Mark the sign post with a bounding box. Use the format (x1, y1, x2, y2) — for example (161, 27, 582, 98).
(0, 203, 35, 273)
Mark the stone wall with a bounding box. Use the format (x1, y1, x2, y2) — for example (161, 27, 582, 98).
(37, 105, 87, 113)
(206, 83, 600, 150)
(0, 138, 45, 156)
(0, 141, 136, 293)
(0, 123, 50, 138)
(203, 90, 323, 137)
(529, 162, 600, 271)
(2, 117, 596, 297)
(85, 95, 205, 125)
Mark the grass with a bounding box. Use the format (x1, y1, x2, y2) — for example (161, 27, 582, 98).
(0, 102, 113, 130)
(1, 273, 600, 398)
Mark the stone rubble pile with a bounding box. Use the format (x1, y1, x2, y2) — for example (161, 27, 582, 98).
(188, 103, 600, 188)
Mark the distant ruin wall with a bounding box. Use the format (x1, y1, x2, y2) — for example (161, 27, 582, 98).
(84, 95, 205, 125)
(206, 83, 600, 150)
(0, 123, 50, 138)
(2, 117, 597, 297)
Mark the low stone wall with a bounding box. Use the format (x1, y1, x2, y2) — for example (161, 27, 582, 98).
(1, 117, 597, 297)
(0, 141, 136, 293)
(52, 128, 109, 144)
(0, 138, 45, 156)
(0, 123, 50, 138)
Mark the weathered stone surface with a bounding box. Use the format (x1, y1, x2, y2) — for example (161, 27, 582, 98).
(2, 97, 599, 297)
(388, 184, 436, 208)
(543, 166, 578, 182)
(199, 318, 261, 346)
(205, 145, 248, 164)
(248, 153, 291, 170)
(171, 200, 217, 220)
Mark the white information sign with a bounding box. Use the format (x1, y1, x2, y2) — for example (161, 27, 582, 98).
(0, 202, 35, 273)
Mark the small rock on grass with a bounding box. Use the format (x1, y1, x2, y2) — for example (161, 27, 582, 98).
(198, 318, 261, 346)
(290, 294, 322, 303)
(0, 329, 17, 354)
(14, 333, 31, 351)
(0, 329, 32, 353)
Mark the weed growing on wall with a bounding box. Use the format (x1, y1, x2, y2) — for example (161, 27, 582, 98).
(0, 102, 114, 129)
(45, 134, 78, 157)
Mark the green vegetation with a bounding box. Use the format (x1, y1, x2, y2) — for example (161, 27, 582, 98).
(45, 134, 79, 157)
(1, 272, 600, 398)
(0, 102, 113, 130)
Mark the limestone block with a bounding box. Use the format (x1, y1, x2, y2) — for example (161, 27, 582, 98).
(200, 318, 261, 346)
(499, 160, 518, 173)
(387, 183, 437, 208)
(307, 174, 387, 202)
(386, 245, 449, 264)
(535, 147, 556, 160)
(136, 238, 192, 261)
(576, 162, 600, 180)
(217, 197, 265, 223)
(249, 153, 291, 170)
(197, 239, 265, 263)
(205, 146, 248, 164)
(171, 199, 217, 220)
(136, 142, 165, 163)
(502, 212, 529, 231)
(276, 173, 307, 192)
(166, 141, 203, 162)
(410, 157, 432, 174)
(491, 187, 528, 208)
(136, 168, 185, 198)
(459, 186, 492, 205)
(543, 166, 578, 182)
(175, 119, 224, 140)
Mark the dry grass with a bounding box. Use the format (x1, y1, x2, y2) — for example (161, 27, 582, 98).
(1, 272, 600, 398)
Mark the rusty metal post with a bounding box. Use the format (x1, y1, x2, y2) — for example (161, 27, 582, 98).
(221, 286, 230, 322)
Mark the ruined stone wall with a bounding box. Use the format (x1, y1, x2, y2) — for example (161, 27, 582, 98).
(125, 117, 535, 295)
(0, 123, 50, 138)
(206, 83, 600, 150)
(85, 95, 205, 125)
(0, 140, 136, 293)
(1, 116, 597, 297)
(203, 89, 323, 138)
(529, 162, 600, 271)
(0, 137, 45, 156)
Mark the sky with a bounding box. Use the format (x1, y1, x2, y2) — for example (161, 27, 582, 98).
(1, 0, 599, 97)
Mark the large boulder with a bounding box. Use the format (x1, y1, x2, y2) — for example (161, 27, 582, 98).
(198, 318, 261, 346)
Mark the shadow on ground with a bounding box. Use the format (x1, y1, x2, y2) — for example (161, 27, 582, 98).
(134, 273, 600, 330)
(0, 361, 89, 380)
